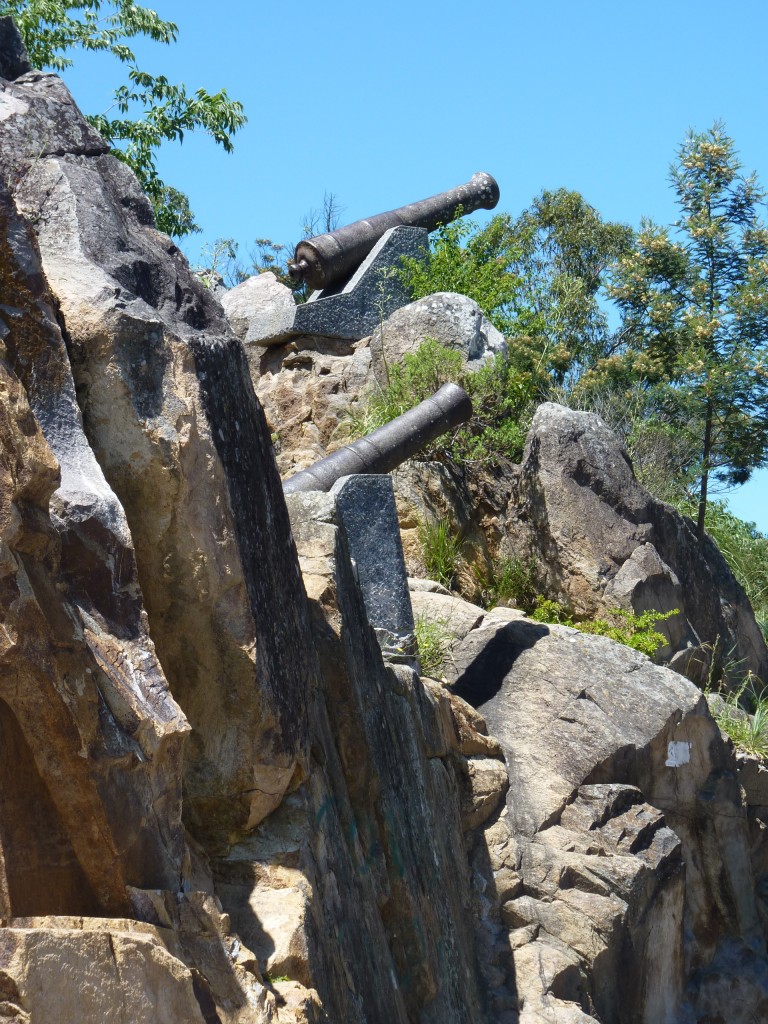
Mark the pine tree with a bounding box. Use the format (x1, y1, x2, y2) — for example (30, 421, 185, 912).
(610, 123, 768, 538)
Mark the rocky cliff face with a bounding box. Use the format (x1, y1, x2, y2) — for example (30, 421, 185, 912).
(0, 20, 313, 851)
(236, 270, 768, 691)
(2, 16, 768, 1023)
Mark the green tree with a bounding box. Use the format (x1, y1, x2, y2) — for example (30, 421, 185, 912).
(609, 123, 768, 538)
(398, 191, 633, 386)
(509, 189, 634, 383)
(398, 212, 523, 334)
(2, 0, 246, 236)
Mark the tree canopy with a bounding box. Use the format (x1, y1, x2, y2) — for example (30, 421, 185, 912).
(1, 0, 246, 236)
(609, 123, 768, 536)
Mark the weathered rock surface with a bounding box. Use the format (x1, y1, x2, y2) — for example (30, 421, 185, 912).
(410, 588, 485, 644)
(242, 292, 506, 483)
(0, 174, 188, 913)
(411, 587, 768, 1022)
(250, 336, 372, 475)
(4, 16, 768, 1023)
(369, 292, 507, 385)
(393, 459, 494, 589)
(506, 403, 768, 684)
(0, 33, 315, 846)
(0, 901, 284, 1024)
(221, 271, 296, 344)
(214, 490, 514, 1022)
(227, 258, 767, 695)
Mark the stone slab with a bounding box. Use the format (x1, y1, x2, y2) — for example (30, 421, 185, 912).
(331, 474, 416, 662)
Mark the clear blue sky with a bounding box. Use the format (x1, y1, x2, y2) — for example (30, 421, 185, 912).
(59, 0, 768, 531)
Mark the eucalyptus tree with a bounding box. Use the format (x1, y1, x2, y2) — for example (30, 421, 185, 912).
(510, 189, 634, 383)
(1, 0, 246, 236)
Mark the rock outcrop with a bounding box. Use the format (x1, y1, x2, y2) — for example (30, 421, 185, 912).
(414, 587, 768, 1022)
(369, 292, 507, 384)
(3, 15, 768, 1022)
(252, 335, 372, 476)
(238, 292, 505, 480)
(0, 28, 314, 847)
(241, 291, 768, 692)
(221, 271, 296, 345)
(506, 403, 768, 684)
(0, 159, 188, 914)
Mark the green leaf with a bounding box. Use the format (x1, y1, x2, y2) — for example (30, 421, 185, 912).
(3, 0, 246, 238)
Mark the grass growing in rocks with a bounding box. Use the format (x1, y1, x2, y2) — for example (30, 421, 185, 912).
(414, 614, 454, 679)
(708, 674, 768, 759)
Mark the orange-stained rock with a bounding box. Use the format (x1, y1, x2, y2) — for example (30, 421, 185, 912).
(0, 46, 315, 847)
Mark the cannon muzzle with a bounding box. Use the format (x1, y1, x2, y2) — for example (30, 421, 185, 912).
(283, 383, 473, 494)
(288, 172, 499, 292)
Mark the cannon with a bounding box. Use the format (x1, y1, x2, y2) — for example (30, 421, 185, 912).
(282, 383, 473, 495)
(288, 172, 500, 293)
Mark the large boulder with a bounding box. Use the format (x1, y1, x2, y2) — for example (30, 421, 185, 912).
(369, 292, 507, 385)
(505, 403, 768, 684)
(412, 589, 768, 1023)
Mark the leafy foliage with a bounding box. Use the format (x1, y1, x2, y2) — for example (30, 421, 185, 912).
(508, 190, 634, 383)
(398, 214, 522, 334)
(352, 340, 531, 467)
(678, 499, 768, 637)
(608, 123, 768, 536)
(457, 353, 533, 464)
(398, 191, 633, 390)
(3, 0, 246, 236)
(530, 600, 678, 657)
(2, 0, 176, 70)
(89, 71, 245, 237)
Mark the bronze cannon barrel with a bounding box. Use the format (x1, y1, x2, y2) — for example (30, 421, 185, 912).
(282, 383, 473, 495)
(288, 172, 500, 292)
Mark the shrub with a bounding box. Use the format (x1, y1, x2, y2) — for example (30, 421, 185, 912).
(397, 214, 521, 335)
(530, 597, 575, 626)
(677, 499, 768, 639)
(531, 599, 678, 657)
(364, 340, 464, 439)
(351, 341, 533, 467)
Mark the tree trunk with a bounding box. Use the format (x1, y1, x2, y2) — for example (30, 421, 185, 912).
(696, 399, 714, 540)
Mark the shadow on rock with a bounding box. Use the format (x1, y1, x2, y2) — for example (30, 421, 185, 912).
(451, 621, 549, 708)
